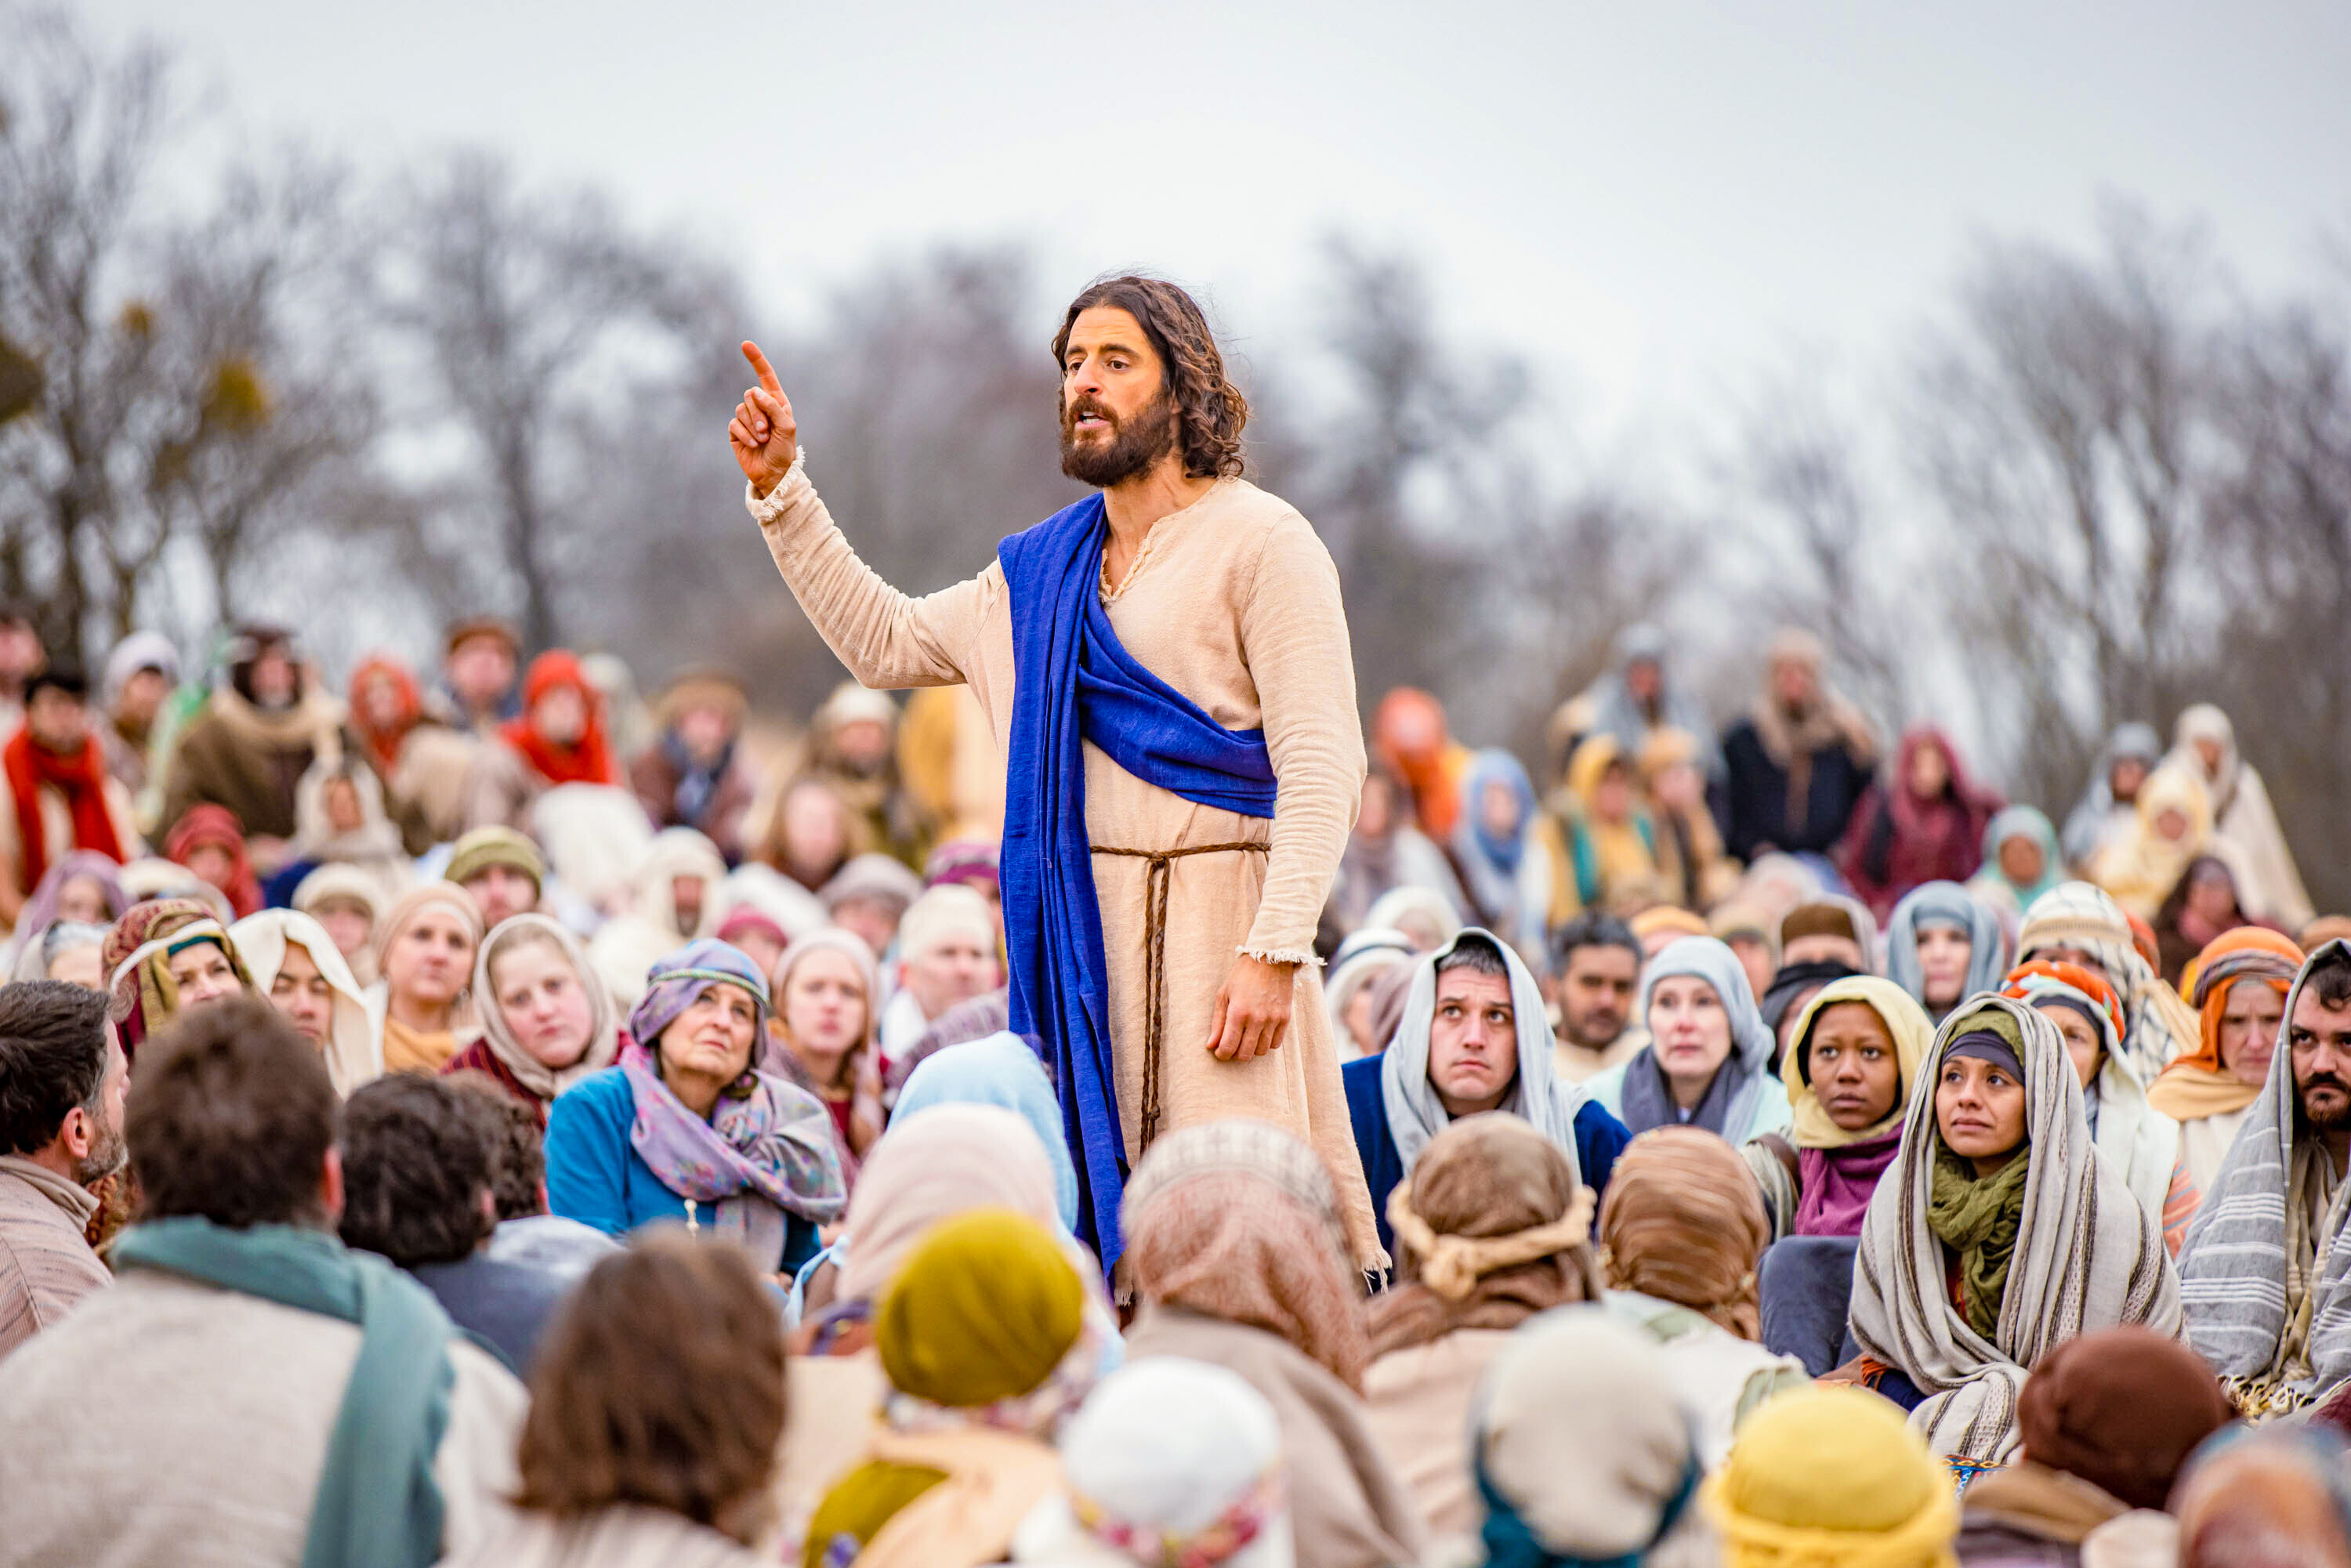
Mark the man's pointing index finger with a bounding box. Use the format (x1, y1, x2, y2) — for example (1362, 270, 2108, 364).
(741, 340, 781, 395)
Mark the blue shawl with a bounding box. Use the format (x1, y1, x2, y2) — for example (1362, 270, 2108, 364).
(998, 493, 1277, 1270)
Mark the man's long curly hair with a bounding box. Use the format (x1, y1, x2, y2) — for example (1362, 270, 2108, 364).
(1051, 275, 1249, 480)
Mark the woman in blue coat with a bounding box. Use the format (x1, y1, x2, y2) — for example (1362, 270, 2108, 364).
(545, 940, 846, 1275)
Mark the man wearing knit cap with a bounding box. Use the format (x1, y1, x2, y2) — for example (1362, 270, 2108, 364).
(445, 825, 544, 932)
(819, 853, 922, 965)
(879, 884, 1003, 1067)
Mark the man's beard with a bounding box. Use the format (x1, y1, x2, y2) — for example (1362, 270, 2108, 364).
(1060, 389, 1178, 488)
(73, 1119, 126, 1187)
(1563, 1008, 1625, 1051)
(2298, 1076, 2351, 1132)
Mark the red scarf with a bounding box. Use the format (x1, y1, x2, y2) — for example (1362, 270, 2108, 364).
(163, 802, 265, 918)
(500, 650, 620, 788)
(4, 726, 125, 892)
(349, 654, 423, 777)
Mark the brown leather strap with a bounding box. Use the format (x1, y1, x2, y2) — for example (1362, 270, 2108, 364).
(1091, 841, 1269, 1151)
(1756, 1132, 1802, 1189)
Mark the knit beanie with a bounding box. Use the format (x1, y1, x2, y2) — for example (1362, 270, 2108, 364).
(897, 884, 997, 964)
(2017, 1326, 2234, 1512)
(444, 825, 545, 897)
(876, 1208, 1081, 1409)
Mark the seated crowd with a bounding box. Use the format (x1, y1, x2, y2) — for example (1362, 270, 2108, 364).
(0, 603, 2349, 1566)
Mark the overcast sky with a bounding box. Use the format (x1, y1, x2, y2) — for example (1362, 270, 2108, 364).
(77, 1, 2351, 459)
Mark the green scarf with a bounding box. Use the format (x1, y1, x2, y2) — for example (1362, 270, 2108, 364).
(112, 1218, 456, 1568)
(1925, 1145, 2032, 1341)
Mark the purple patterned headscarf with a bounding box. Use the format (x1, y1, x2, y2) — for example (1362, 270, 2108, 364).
(621, 941, 846, 1238)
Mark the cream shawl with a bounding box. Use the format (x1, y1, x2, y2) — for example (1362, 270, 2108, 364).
(1849, 995, 2182, 1461)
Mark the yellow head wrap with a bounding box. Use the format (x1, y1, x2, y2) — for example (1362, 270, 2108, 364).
(1780, 976, 1936, 1149)
(1703, 1386, 1958, 1567)
(875, 1208, 1082, 1410)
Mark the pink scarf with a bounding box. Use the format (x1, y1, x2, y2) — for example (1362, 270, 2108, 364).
(1794, 1129, 1904, 1237)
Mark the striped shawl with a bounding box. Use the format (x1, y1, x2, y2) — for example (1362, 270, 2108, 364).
(1849, 995, 2182, 1461)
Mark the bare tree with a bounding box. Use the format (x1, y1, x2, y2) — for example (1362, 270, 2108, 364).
(0, 8, 172, 657)
(1905, 203, 2225, 806)
(1733, 382, 1914, 735)
(135, 155, 376, 635)
(372, 152, 693, 653)
(2201, 286, 2351, 909)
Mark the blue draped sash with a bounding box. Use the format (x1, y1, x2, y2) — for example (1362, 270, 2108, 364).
(998, 494, 1277, 1270)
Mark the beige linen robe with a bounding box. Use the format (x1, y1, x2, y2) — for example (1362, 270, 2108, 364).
(0, 1156, 111, 1360)
(750, 462, 1379, 1261)
(0, 1269, 523, 1566)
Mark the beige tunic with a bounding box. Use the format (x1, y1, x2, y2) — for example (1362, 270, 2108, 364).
(0, 1269, 523, 1566)
(749, 461, 1378, 1262)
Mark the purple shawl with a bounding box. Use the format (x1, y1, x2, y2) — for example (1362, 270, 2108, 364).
(619, 1043, 846, 1222)
(620, 942, 846, 1228)
(1793, 1129, 1904, 1238)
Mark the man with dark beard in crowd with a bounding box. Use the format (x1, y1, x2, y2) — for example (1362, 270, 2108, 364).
(730, 275, 1379, 1274)
(0, 983, 124, 1360)
(2180, 940, 2351, 1417)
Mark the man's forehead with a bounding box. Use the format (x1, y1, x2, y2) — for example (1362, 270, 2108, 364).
(1066, 306, 1150, 353)
(2294, 987, 2351, 1030)
(1436, 969, 1512, 1004)
(1565, 945, 1637, 977)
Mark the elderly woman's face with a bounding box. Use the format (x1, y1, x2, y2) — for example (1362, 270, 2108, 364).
(661, 984, 760, 1087)
(48, 943, 104, 991)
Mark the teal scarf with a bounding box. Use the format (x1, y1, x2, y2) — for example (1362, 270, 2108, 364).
(113, 1218, 457, 1568)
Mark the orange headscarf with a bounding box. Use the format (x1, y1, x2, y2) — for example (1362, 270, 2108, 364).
(2001, 959, 2127, 1051)
(346, 653, 423, 777)
(1371, 687, 1469, 839)
(500, 650, 621, 788)
(2146, 926, 2303, 1121)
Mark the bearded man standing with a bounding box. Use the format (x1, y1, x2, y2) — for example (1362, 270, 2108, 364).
(730, 277, 1375, 1270)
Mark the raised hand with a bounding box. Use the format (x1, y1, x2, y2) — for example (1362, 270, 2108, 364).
(729, 341, 799, 498)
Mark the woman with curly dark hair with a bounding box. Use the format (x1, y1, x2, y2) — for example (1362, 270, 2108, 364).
(729, 276, 1382, 1278)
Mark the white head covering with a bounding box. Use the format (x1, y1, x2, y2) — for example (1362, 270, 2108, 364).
(528, 781, 656, 911)
(632, 827, 729, 940)
(1364, 885, 1463, 952)
(1012, 1357, 1292, 1568)
(230, 909, 382, 1096)
(1474, 1306, 1714, 1567)
(104, 631, 180, 708)
(1325, 929, 1416, 1058)
(897, 883, 996, 963)
(471, 913, 622, 1101)
(1380, 928, 1585, 1183)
